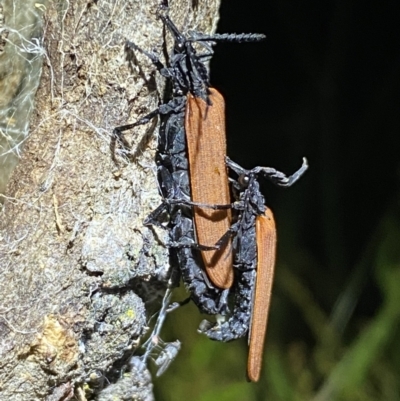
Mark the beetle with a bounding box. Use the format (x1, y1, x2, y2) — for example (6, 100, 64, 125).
(185, 89, 233, 289)
(198, 157, 308, 381)
(114, 12, 265, 134)
(144, 103, 230, 315)
(114, 10, 265, 310)
(247, 208, 276, 382)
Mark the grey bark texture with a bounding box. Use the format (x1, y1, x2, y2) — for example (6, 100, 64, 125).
(0, 0, 220, 400)
(0, 0, 46, 195)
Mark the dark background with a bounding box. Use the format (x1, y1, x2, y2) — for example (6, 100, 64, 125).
(155, 1, 400, 400)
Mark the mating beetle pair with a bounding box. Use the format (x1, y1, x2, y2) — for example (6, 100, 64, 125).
(114, 10, 264, 315)
(114, 4, 307, 382)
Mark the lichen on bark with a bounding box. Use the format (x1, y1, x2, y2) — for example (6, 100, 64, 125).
(0, 0, 220, 399)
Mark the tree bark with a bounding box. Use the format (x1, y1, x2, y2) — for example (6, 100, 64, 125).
(0, 0, 220, 399)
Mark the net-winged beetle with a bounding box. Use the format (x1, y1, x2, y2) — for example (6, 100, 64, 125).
(198, 157, 308, 381)
(247, 208, 276, 382)
(185, 89, 233, 289)
(114, 9, 265, 310)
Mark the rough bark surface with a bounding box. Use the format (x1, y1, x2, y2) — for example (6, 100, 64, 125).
(0, 0, 220, 400)
(0, 0, 46, 195)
